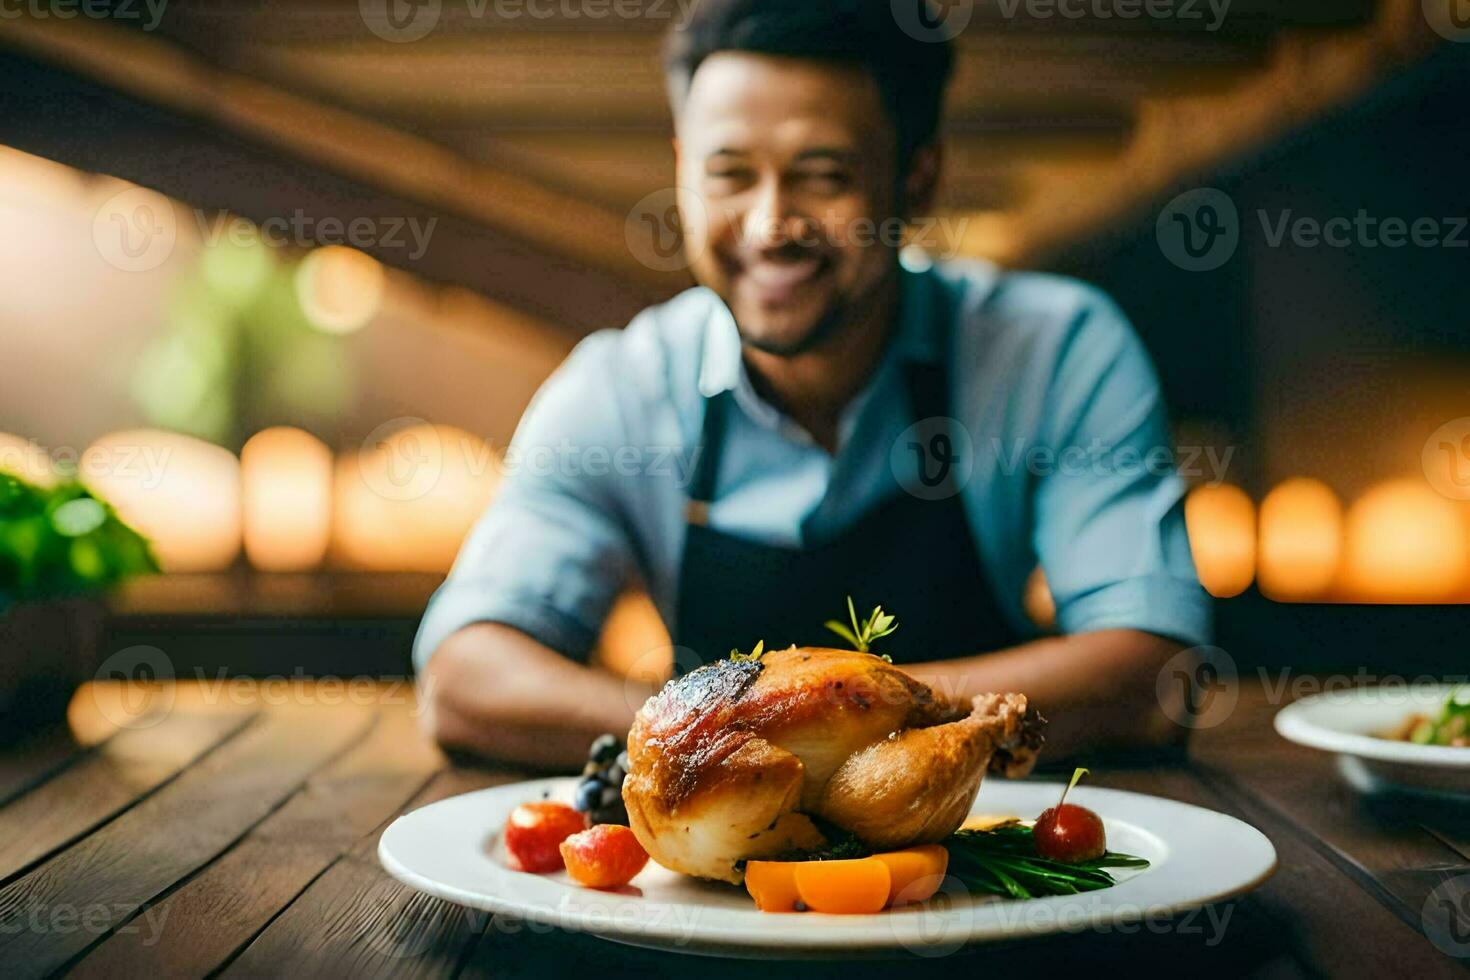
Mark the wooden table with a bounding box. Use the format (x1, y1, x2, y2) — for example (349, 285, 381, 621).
(1, 678, 1465, 979)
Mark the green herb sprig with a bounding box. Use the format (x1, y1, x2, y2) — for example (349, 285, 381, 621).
(824, 596, 898, 659)
(729, 640, 766, 663)
(946, 824, 1149, 899)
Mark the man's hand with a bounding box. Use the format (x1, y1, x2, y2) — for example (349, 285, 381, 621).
(905, 630, 1192, 761)
(419, 623, 657, 770)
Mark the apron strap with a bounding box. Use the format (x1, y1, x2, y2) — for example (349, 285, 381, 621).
(685, 389, 731, 524)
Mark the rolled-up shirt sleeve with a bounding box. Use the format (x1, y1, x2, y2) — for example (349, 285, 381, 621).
(413, 334, 637, 669)
(1032, 294, 1212, 649)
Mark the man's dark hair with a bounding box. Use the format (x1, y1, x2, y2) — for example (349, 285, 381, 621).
(665, 0, 956, 168)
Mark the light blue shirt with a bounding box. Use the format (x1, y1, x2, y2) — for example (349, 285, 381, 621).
(414, 258, 1211, 668)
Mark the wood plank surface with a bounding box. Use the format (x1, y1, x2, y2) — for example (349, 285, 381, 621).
(1193, 687, 1470, 937)
(220, 767, 520, 979)
(0, 710, 253, 884)
(66, 703, 445, 980)
(0, 703, 375, 978)
(0, 677, 1462, 977)
(0, 728, 87, 807)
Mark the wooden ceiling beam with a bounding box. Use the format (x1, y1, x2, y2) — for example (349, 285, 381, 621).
(0, 12, 685, 294)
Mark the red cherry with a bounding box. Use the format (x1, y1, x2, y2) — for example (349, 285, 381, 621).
(1034, 767, 1106, 863)
(560, 824, 649, 889)
(503, 801, 587, 873)
(1034, 803, 1106, 863)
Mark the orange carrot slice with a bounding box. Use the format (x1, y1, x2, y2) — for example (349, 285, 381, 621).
(792, 858, 891, 914)
(744, 861, 802, 912)
(872, 845, 949, 906)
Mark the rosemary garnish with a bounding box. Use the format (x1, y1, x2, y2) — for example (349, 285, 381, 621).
(824, 596, 898, 660)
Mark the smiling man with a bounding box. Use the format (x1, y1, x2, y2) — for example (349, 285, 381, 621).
(415, 0, 1210, 767)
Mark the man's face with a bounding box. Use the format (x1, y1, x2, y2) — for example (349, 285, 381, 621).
(675, 53, 905, 356)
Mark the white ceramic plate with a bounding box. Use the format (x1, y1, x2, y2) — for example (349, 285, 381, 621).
(1274, 684, 1470, 797)
(379, 778, 1277, 958)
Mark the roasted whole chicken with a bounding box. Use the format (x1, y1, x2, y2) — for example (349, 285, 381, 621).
(621, 646, 1044, 883)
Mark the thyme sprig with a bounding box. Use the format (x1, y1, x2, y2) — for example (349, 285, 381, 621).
(824, 596, 898, 659)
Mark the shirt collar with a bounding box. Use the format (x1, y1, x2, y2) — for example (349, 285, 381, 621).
(697, 262, 944, 401)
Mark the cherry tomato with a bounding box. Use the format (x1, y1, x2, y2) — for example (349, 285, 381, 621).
(503, 801, 587, 873)
(559, 824, 649, 889)
(1034, 803, 1106, 863)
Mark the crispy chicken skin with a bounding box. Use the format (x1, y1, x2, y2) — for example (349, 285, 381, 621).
(622, 647, 1042, 883)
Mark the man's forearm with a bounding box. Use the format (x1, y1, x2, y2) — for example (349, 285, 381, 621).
(419, 622, 657, 770)
(906, 629, 1190, 761)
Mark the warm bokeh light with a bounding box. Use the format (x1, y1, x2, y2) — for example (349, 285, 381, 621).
(1022, 566, 1057, 630)
(241, 427, 333, 572)
(1257, 478, 1343, 602)
(295, 245, 385, 336)
(1185, 484, 1257, 598)
(333, 423, 499, 572)
(83, 429, 241, 572)
(0, 432, 55, 486)
(1341, 479, 1469, 602)
(595, 590, 674, 680)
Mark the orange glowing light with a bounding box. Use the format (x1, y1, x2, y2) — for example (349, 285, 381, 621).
(1185, 484, 1256, 599)
(1022, 566, 1058, 630)
(595, 590, 674, 680)
(1341, 479, 1468, 602)
(1257, 478, 1343, 602)
(241, 427, 333, 572)
(296, 246, 385, 336)
(83, 430, 240, 572)
(332, 423, 499, 572)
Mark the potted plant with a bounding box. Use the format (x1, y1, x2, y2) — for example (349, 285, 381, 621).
(0, 471, 158, 740)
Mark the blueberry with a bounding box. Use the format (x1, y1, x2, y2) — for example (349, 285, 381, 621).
(574, 776, 605, 813)
(590, 804, 630, 828)
(605, 764, 626, 786)
(616, 750, 630, 772)
(599, 783, 622, 809)
(589, 734, 621, 764)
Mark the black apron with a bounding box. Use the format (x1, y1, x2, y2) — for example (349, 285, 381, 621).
(672, 313, 1021, 668)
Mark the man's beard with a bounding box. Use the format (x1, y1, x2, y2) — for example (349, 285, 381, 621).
(738, 298, 855, 358)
